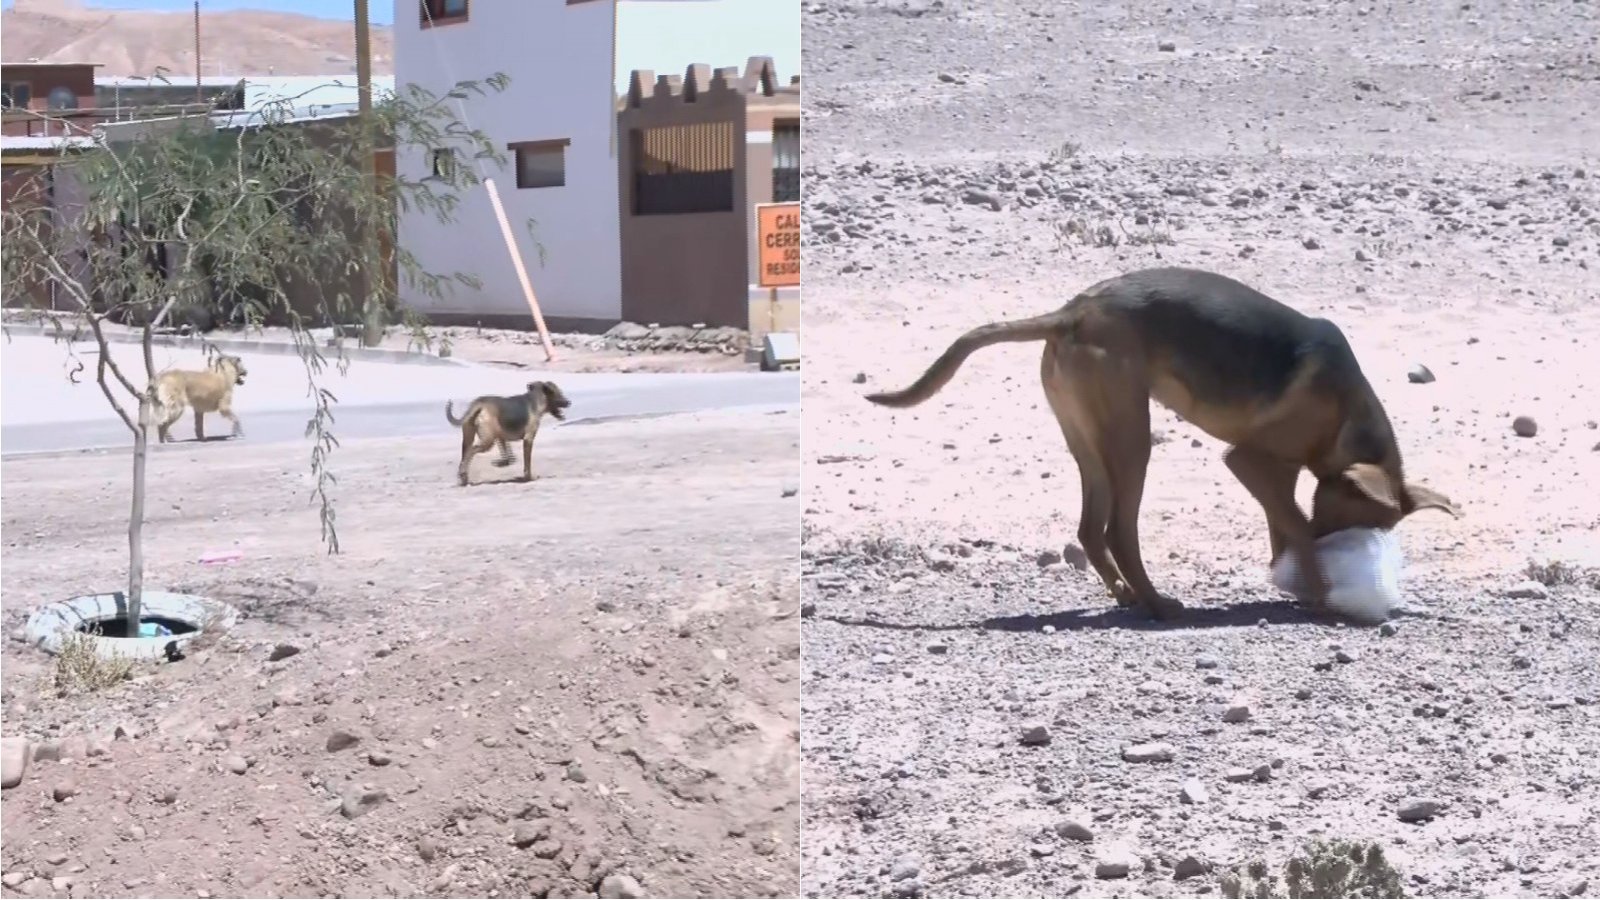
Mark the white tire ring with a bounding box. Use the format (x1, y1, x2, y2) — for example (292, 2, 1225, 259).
(23, 592, 239, 662)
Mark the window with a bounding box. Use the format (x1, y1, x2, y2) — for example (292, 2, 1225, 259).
(510, 139, 568, 189)
(632, 122, 736, 216)
(772, 120, 799, 203)
(419, 0, 467, 26)
(47, 86, 78, 111)
(1, 82, 32, 109)
(429, 148, 456, 179)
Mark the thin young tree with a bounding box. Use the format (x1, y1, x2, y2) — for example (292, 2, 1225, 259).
(1, 74, 512, 638)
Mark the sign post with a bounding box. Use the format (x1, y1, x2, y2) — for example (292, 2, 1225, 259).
(755, 201, 800, 334)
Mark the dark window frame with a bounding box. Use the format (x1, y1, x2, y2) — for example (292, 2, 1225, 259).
(420, 0, 468, 28)
(2, 81, 34, 109)
(631, 122, 737, 217)
(429, 148, 456, 179)
(771, 118, 799, 204)
(509, 138, 570, 190)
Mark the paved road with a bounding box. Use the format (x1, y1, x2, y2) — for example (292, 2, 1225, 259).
(0, 335, 799, 456)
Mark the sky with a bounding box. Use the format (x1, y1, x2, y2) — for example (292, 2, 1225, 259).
(0, 0, 803, 90)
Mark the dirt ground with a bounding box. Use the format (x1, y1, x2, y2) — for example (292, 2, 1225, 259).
(800, 2, 1599, 898)
(0, 409, 800, 898)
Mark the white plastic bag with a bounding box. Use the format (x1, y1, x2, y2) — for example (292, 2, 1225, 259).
(1270, 527, 1404, 624)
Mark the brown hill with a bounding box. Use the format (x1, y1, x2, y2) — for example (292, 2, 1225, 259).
(0, 0, 394, 77)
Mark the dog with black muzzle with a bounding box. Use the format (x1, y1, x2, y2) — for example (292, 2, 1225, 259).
(445, 381, 571, 486)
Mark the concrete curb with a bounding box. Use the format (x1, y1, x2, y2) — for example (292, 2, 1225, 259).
(1, 323, 466, 368)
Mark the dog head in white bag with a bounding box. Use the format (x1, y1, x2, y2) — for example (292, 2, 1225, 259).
(1312, 462, 1460, 538)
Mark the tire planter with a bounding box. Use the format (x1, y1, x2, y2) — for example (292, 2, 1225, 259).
(23, 591, 238, 662)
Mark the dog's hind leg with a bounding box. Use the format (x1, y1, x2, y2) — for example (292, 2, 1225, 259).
(493, 440, 515, 467)
(193, 408, 206, 442)
(1042, 346, 1127, 606)
(458, 426, 481, 486)
(1095, 362, 1184, 620)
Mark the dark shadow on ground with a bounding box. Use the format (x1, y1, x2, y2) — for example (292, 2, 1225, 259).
(813, 598, 1334, 633)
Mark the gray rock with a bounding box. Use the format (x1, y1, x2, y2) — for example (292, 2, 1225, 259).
(598, 874, 646, 899)
(326, 730, 360, 752)
(890, 853, 922, 881)
(1158, 40, 1177, 52)
(1335, 650, 1357, 664)
(1223, 700, 1252, 723)
(531, 839, 563, 859)
(1513, 415, 1538, 438)
(52, 779, 77, 802)
(1174, 854, 1211, 879)
(1036, 549, 1062, 567)
(31, 742, 61, 763)
(1194, 654, 1221, 670)
(1094, 846, 1139, 879)
(224, 754, 249, 775)
(417, 835, 440, 862)
(1252, 763, 1274, 783)
(2, 873, 26, 888)
(2, 737, 29, 789)
(1056, 818, 1094, 842)
(1180, 779, 1209, 805)
(512, 819, 551, 848)
(340, 790, 386, 819)
(1122, 742, 1174, 763)
(1408, 364, 1436, 384)
(1505, 580, 1550, 600)
(1398, 797, 1444, 822)
(1061, 544, 1090, 571)
(1019, 723, 1051, 747)
(368, 750, 393, 767)
(1379, 622, 1399, 637)
(268, 643, 301, 662)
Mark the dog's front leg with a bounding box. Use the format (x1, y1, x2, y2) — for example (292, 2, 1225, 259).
(1224, 448, 1328, 608)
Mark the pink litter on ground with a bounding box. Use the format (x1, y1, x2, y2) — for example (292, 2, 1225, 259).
(198, 550, 244, 565)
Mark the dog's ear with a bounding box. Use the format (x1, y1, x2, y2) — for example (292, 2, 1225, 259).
(1342, 463, 1400, 511)
(1402, 482, 1460, 518)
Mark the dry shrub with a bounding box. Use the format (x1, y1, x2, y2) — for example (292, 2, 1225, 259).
(1221, 840, 1405, 900)
(53, 630, 136, 697)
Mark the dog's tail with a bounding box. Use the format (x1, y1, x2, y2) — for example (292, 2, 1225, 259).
(445, 399, 478, 427)
(864, 311, 1068, 408)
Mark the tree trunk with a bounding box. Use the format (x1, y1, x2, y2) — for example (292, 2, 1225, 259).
(126, 397, 150, 637)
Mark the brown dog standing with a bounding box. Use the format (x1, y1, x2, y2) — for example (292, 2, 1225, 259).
(151, 354, 248, 443)
(446, 381, 571, 486)
(867, 267, 1458, 619)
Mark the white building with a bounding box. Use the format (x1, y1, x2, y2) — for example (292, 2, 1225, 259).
(395, 0, 798, 330)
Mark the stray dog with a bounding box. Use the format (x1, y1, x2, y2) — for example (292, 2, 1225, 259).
(151, 354, 247, 443)
(445, 381, 571, 486)
(866, 267, 1458, 619)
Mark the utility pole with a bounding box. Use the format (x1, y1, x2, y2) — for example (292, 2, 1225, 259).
(193, 1, 202, 105)
(355, 0, 383, 346)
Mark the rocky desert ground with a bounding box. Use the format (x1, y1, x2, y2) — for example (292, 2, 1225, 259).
(0, 409, 800, 898)
(800, 1, 1598, 898)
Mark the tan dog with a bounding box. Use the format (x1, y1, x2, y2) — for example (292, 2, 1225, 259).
(445, 381, 571, 486)
(867, 267, 1458, 620)
(151, 354, 247, 444)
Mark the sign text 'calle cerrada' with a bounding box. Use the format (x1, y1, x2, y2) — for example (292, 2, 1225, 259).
(756, 202, 800, 289)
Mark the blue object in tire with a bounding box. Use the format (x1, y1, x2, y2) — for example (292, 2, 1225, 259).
(138, 621, 174, 638)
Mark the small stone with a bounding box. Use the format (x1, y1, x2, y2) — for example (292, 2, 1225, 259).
(1121, 742, 1174, 763)
(889, 854, 922, 882)
(1158, 40, 1177, 52)
(1019, 724, 1052, 747)
(1512, 415, 1538, 438)
(341, 790, 386, 819)
(1252, 763, 1274, 782)
(1335, 650, 1356, 664)
(154, 787, 179, 804)
(598, 874, 645, 899)
(1061, 544, 1089, 571)
(31, 742, 61, 763)
(224, 755, 249, 775)
(41, 853, 66, 867)
(1512, 655, 1533, 669)
(531, 839, 563, 859)
(512, 819, 551, 848)
(1, 873, 24, 889)
(50, 876, 73, 894)
(326, 730, 360, 752)
(1398, 797, 1444, 822)
(1036, 549, 1062, 567)
(1222, 699, 1252, 723)
(368, 750, 392, 767)
(1302, 237, 1321, 250)
(2, 737, 29, 789)
(1180, 779, 1209, 805)
(1408, 364, 1435, 384)
(1174, 854, 1211, 879)
(268, 643, 301, 662)
(127, 824, 146, 841)
(1056, 818, 1094, 842)
(1355, 248, 1371, 262)
(852, 372, 867, 384)
(1194, 654, 1221, 670)
(113, 722, 141, 740)
(566, 763, 587, 783)
(1295, 688, 1313, 700)
(781, 485, 798, 498)
(417, 835, 440, 862)
(926, 643, 948, 655)
(1379, 622, 1399, 637)
(1094, 846, 1139, 879)
(52, 779, 77, 802)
